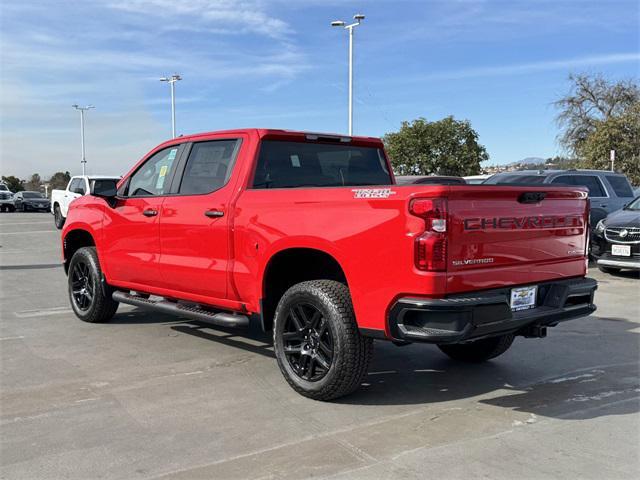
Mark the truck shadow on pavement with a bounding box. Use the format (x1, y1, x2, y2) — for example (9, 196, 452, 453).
(113, 308, 639, 420)
(339, 315, 639, 420)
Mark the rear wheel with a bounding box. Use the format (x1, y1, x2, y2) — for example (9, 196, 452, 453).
(597, 265, 621, 274)
(438, 334, 514, 363)
(273, 280, 373, 401)
(68, 247, 119, 323)
(54, 205, 65, 229)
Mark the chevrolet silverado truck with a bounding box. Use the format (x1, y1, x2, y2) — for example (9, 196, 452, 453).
(61, 129, 597, 400)
(51, 175, 121, 229)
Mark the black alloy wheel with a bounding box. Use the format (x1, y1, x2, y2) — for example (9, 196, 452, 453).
(282, 303, 334, 382)
(71, 260, 94, 311)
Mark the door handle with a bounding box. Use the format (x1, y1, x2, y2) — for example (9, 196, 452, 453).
(143, 209, 158, 217)
(204, 209, 224, 218)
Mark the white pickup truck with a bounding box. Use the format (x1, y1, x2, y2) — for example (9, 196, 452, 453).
(51, 175, 120, 229)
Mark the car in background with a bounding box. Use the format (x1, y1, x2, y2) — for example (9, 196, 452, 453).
(464, 174, 492, 184)
(592, 196, 640, 274)
(484, 170, 636, 229)
(395, 175, 466, 185)
(0, 190, 15, 212)
(12, 191, 51, 212)
(50, 175, 121, 229)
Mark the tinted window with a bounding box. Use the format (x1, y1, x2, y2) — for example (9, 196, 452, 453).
(485, 174, 547, 184)
(413, 177, 466, 185)
(69, 178, 85, 194)
(128, 146, 179, 196)
(253, 140, 391, 189)
(178, 140, 240, 195)
(606, 175, 633, 197)
(23, 192, 43, 198)
(550, 175, 606, 197)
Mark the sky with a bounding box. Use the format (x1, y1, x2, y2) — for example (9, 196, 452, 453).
(1, 0, 639, 178)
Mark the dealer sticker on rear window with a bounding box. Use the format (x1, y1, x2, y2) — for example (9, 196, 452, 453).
(352, 188, 396, 199)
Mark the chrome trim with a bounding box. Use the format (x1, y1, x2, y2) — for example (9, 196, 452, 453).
(597, 258, 640, 269)
(604, 226, 640, 244)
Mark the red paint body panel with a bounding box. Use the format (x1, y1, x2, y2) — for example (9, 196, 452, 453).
(62, 129, 591, 338)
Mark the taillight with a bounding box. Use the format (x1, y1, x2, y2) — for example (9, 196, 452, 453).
(410, 198, 447, 271)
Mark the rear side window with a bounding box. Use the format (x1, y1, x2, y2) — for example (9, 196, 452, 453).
(550, 175, 606, 197)
(70, 178, 86, 194)
(178, 140, 241, 195)
(128, 146, 179, 197)
(252, 140, 391, 188)
(606, 175, 633, 197)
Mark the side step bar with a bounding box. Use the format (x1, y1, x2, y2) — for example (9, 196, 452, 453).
(112, 291, 249, 329)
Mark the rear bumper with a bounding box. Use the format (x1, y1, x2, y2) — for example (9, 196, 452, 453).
(388, 277, 597, 344)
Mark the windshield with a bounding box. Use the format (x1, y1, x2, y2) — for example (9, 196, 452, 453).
(253, 140, 392, 188)
(23, 192, 43, 198)
(625, 197, 640, 211)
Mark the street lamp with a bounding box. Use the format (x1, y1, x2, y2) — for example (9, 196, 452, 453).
(160, 74, 182, 138)
(331, 14, 365, 136)
(72, 104, 95, 175)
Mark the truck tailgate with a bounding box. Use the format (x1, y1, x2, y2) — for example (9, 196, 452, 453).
(446, 186, 589, 293)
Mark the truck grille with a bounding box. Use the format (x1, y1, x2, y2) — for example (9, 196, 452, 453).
(604, 227, 640, 244)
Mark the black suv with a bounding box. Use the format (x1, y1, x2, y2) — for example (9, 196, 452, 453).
(485, 170, 636, 228)
(592, 196, 640, 273)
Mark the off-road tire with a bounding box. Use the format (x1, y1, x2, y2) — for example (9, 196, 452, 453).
(438, 334, 515, 363)
(273, 280, 373, 401)
(68, 247, 119, 323)
(597, 265, 620, 275)
(54, 205, 65, 229)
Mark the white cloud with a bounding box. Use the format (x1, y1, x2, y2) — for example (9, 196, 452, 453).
(403, 53, 640, 82)
(107, 0, 291, 38)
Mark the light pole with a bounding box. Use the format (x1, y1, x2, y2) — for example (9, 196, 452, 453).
(72, 104, 94, 175)
(331, 14, 365, 136)
(160, 74, 182, 138)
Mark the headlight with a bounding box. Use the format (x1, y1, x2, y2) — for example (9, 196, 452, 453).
(595, 220, 605, 233)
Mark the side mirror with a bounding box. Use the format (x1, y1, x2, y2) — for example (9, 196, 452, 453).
(91, 179, 118, 199)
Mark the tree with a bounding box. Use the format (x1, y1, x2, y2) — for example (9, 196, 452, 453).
(554, 74, 639, 156)
(579, 104, 640, 185)
(1, 175, 24, 192)
(383, 117, 487, 176)
(48, 171, 71, 191)
(24, 173, 42, 191)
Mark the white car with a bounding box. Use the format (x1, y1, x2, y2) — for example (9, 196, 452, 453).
(463, 174, 493, 184)
(51, 175, 120, 229)
(0, 184, 15, 212)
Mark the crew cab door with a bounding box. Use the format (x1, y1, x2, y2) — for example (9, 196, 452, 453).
(101, 145, 182, 287)
(158, 138, 242, 300)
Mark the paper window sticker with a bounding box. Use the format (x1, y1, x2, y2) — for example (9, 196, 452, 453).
(290, 155, 301, 167)
(167, 149, 178, 160)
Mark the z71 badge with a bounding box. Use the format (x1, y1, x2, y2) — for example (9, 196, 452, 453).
(352, 188, 397, 199)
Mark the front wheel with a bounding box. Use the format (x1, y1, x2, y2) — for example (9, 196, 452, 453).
(68, 247, 119, 323)
(273, 280, 373, 401)
(54, 205, 65, 229)
(438, 334, 514, 363)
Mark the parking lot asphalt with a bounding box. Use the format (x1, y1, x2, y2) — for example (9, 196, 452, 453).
(1, 212, 639, 479)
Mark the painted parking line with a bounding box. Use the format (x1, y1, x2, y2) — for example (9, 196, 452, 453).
(0, 264, 62, 270)
(0, 230, 57, 235)
(14, 306, 72, 318)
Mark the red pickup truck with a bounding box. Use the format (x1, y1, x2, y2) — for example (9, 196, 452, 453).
(62, 129, 597, 400)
